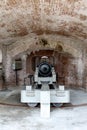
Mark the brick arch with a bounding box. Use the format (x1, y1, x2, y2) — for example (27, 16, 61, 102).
(9, 39, 80, 59)
(26, 49, 74, 85)
(5, 36, 84, 88)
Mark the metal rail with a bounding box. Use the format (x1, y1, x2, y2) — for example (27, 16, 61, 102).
(0, 102, 87, 109)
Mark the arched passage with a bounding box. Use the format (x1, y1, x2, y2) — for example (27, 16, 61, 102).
(26, 49, 77, 86)
(2, 35, 85, 89)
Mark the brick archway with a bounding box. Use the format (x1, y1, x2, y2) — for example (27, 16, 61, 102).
(26, 49, 74, 86)
(2, 36, 85, 88)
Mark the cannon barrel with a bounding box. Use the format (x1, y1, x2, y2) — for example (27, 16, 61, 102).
(38, 62, 52, 77)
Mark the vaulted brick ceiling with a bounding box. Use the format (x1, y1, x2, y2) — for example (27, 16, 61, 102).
(0, 0, 87, 45)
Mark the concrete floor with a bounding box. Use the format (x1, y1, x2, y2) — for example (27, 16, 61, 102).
(0, 87, 87, 105)
(0, 104, 87, 130)
(0, 87, 87, 130)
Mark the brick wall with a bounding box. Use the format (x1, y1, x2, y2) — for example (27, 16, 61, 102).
(2, 35, 86, 89)
(0, 0, 87, 90)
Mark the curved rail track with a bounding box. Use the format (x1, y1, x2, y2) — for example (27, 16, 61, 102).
(0, 102, 87, 109)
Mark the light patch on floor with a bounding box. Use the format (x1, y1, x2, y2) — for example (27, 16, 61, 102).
(0, 88, 87, 105)
(0, 88, 87, 130)
(0, 105, 87, 130)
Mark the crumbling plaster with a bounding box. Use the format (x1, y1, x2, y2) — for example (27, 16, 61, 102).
(0, 0, 87, 88)
(1, 34, 85, 88)
(0, 0, 87, 43)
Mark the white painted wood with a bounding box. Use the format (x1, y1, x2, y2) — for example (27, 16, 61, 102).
(59, 85, 65, 90)
(40, 90, 50, 118)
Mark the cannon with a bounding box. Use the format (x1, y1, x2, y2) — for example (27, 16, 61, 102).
(38, 61, 52, 77)
(21, 56, 70, 117)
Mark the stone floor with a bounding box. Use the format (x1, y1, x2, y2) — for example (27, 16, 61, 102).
(0, 87, 87, 105)
(0, 87, 87, 130)
(0, 102, 87, 130)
